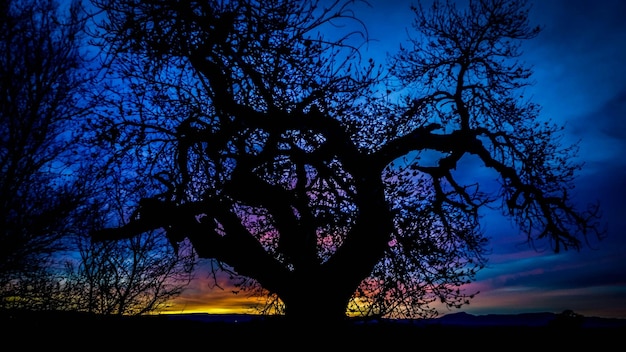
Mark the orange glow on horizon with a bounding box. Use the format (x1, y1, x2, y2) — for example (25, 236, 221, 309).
(159, 281, 268, 315)
(159, 267, 626, 320)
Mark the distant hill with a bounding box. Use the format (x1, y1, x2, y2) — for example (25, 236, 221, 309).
(2, 309, 625, 349)
(413, 311, 626, 328)
(161, 310, 626, 328)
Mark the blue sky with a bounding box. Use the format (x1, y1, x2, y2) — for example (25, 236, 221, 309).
(465, 0, 626, 319)
(357, 0, 626, 318)
(167, 0, 626, 318)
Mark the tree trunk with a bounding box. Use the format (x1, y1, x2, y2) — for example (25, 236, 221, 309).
(278, 275, 354, 325)
(282, 292, 350, 325)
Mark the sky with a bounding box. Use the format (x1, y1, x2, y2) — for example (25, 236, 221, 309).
(164, 0, 626, 319)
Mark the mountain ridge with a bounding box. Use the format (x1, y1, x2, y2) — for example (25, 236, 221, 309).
(162, 310, 626, 328)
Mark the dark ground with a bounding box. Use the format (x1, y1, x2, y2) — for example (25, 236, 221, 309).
(2, 310, 624, 350)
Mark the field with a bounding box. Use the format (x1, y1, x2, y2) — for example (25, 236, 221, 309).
(3, 310, 624, 350)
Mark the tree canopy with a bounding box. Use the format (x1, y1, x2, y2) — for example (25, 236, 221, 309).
(90, 0, 604, 321)
(0, 0, 195, 314)
(0, 0, 93, 306)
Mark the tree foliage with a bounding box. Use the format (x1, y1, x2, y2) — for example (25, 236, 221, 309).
(90, 0, 604, 321)
(0, 0, 194, 314)
(0, 0, 93, 307)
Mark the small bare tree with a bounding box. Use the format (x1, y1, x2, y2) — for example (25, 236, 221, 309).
(60, 232, 194, 315)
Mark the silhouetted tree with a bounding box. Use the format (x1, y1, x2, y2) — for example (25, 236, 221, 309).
(0, 0, 195, 314)
(90, 0, 604, 322)
(0, 0, 95, 309)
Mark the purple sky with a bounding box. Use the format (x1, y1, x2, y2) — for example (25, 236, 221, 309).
(167, 0, 626, 319)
